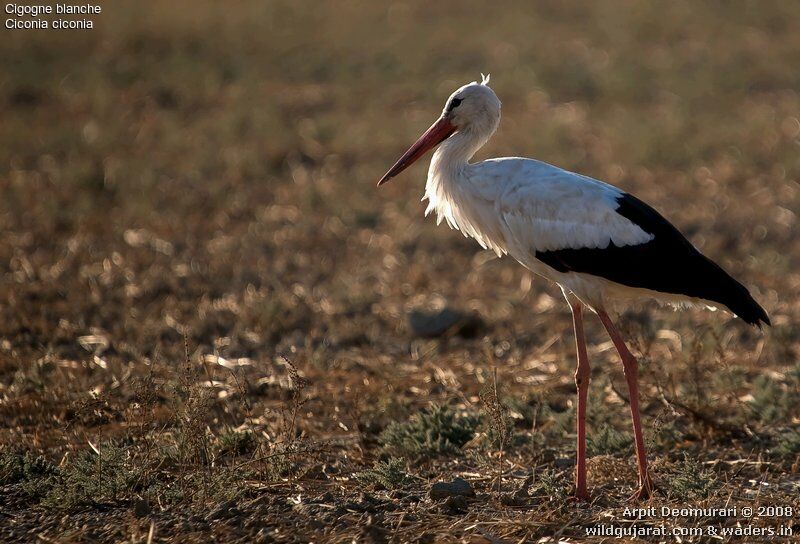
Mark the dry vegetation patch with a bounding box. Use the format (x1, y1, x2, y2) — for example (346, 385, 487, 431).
(1, 1, 799, 542)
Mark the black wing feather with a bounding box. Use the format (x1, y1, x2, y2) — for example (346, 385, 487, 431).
(535, 193, 770, 327)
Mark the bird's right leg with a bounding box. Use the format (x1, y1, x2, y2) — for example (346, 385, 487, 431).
(597, 310, 654, 501)
(569, 299, 591, 501)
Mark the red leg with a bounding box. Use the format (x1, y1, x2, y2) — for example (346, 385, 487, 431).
(597, 310, 654, 500)
(570, 300, 591, 501)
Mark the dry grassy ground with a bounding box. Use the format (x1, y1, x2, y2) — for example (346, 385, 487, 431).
(1, 1, 799, 542)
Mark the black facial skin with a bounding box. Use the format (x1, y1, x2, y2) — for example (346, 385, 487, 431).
(446, 97, 462, 112)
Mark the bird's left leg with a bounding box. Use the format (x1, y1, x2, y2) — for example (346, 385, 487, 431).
(568, 299, 591, 501)
(597, 310, 654, 500)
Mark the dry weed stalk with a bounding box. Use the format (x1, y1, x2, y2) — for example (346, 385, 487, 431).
(173, 332, 214, 502)
(480, 367, 511, 497)
(280, 354, 309, 444)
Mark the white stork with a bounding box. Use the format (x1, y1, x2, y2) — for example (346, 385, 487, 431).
(377, 76, 769, 501)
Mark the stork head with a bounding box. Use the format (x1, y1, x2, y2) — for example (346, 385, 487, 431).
(378, 75, 501, 186)
(442, 76, 502, 134)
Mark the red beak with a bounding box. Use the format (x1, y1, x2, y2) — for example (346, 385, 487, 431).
(377, 116, 456, 186)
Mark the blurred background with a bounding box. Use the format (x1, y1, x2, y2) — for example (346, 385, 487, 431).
(1, 1, 798, 541)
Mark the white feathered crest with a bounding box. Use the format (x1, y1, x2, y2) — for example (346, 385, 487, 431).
(480, 73, 491, 85)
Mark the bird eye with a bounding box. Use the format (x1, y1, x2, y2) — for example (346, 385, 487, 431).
(448, 98, 462, 111)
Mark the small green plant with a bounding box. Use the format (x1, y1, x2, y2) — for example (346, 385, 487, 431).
(774, 429, 800, 457)
(650, 417, 685, 451)
(587, 425, 633, 456)
(260, 442, 300, 481)
(356, 457, 408, 490)
(529, 468, 568, 500)
(668, 453, 716, 500)
(217, 429, 257, 457)
(748, 375, 799, 425)
(153, 468, 245, 506)
(44, 443, 139, 510)
(0, 450, 59, 501)
(540, 403, 575, 441)
(380, 404, 480, 457)
(1, 450, 55, 484)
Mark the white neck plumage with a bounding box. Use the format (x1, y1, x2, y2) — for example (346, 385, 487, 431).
(425, 116, 498, 207)
(423, 121, 496, 227)
(428, 118, 495, 183)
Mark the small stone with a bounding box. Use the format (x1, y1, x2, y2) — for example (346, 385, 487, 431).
(429, 476, 475, 501)
(133, 498, 150, 518)
(408, 308, 482, 338)
(207, 500, 241, 520)
(360, 522, 390, 544)
(554, 457, 573, 469)
(440, 495, 468, 514)
(318, 491, 335, 503)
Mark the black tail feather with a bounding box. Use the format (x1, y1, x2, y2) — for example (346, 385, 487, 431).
(696, 254, 770, 328)
(720, 287, 770, 328)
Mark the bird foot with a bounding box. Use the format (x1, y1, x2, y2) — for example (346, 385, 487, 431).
(569, 488, 591, 502)
(628, 475, 655, 502)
